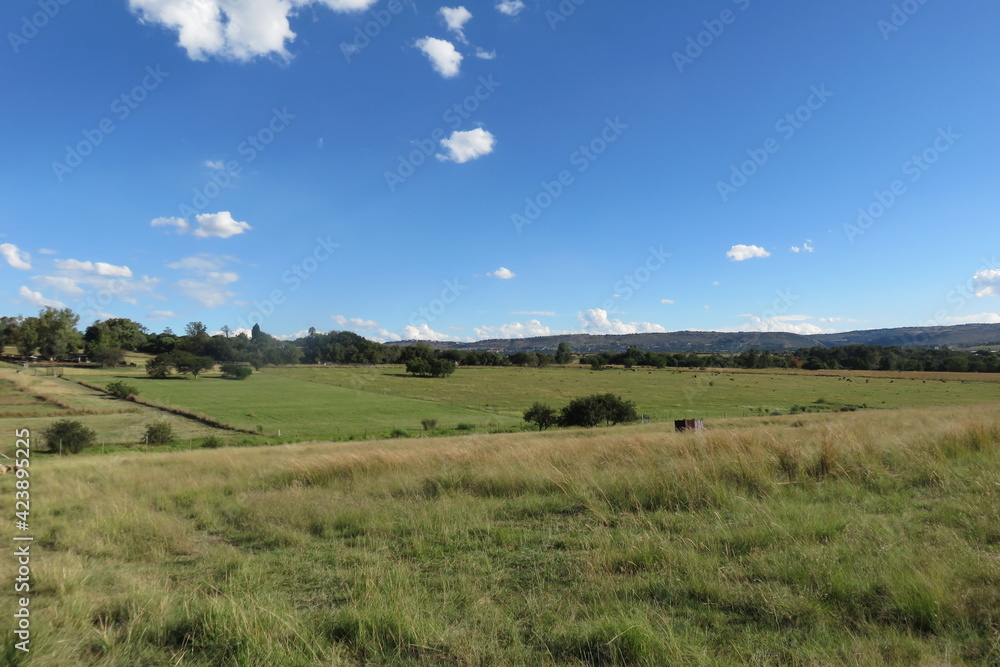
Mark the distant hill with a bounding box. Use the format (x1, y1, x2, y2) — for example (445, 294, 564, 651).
(386, 323, 1000, 354)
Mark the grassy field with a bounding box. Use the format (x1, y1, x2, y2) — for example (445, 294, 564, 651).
(272, 364, 1000, 420)
(2, 404, 998, 665)
(64, 368, 524, 441)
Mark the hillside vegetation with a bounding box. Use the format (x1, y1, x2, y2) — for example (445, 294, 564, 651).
(2, 405, 999, 665)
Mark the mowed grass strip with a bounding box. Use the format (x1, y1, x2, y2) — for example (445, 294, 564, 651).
(274, 364, 1000, 419)
(73, 370, 522, 439)
(5, 405, 999, 665)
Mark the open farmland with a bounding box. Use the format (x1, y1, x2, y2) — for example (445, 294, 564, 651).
(1, 405, 998, 665)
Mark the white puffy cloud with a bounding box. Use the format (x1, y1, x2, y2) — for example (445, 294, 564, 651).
(0, 243, 31, 270)
(437, 128, 496, 163)
(475, 48, 496, 60)
(54, 259, 133, 277)
(973, 269, 1000, 298)
(34, 276, 86, 297)
(204, 159, 226, 170)
(415, 37, 463, 77)
(790, 239, 815, 253)
(496, 0, 525, 16)
(148, 310, 177, 320)
(578, 308, 666, 335)
(128, 0, 379, 62)
(487, 267, 515, 279)
(193, 211, 252, 238)
(474, 320, 556, 339)
(726, 244, 770, 261)
(439, 6, 472, 44)
(18, 286, 64, 308)
(332, 315, 379, 329)
(401, 323, 453, 341)
(728, 314, 833, 335)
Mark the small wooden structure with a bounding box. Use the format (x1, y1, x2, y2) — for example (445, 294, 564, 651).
(674, 419, 704, 433)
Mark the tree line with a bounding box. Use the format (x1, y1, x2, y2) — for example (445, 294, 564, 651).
(2, 307, 997, 375)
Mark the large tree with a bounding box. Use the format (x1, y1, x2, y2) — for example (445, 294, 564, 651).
(36, 307, 82, 359)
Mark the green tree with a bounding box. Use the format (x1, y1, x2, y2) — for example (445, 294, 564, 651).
(146, 354, 172, 378)
(44, 419, 96, 454)
(11, 317, 38, 357)
(36, 307, 82, 359)
(523, 402, 558, 431)
(171, 351, 215, 378)
(559, 394, 638, 428)
(554, 342, 573, 364)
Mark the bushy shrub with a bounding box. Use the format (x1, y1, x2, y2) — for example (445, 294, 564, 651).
(390, 428, 410, 438)
(201, 436, 223, 449)
(523, 403, 558, 431)
(421, 418, 438, 431)
(220, 363, 253, 380)
(144, 422, 174, 445)
(44, 419, 96, 454)
(105, 380, 138, 399)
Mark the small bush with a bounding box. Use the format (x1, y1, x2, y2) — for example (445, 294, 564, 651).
(455, 423, 476, 431)
(201, 436, 223, 449)
(390, 428, 409, 439)
(105, 380, 138, 400)
(144, 422, 174, 445)
(421, 418, 438, 431)
(44, 419, 96, 454)
(220, 363, 253, 380)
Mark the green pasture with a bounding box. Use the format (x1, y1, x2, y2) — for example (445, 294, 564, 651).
(71, 369, 523, 440)
(273, 364, 1000, 420)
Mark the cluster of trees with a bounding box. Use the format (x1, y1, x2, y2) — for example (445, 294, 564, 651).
(581, 345, 1000, 373)
(524, 394, 638, 430)
(1, 308, 83, 359)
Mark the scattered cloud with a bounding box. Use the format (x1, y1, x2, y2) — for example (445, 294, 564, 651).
(474, 320, 557, 339)
(317, 137, 324, 148)
(512, 310, 557, 317)
(148, 310, 176, 320)
(127, 0, 380, 62)
(415, 37, 463, 77)
(151, 216, 190, 232)
(35, 275, 86, 297)
(204, 159, 225, 170)
(439, 6, 472, 44)
(661, 299, 675, 304)
(401, 323, 454, 341)
(973, 269, 1000, 298)
(487, 267, 515, 280)
(437, 128, 496, 163)
(940, 313, 1000, 324)
(54, 259, 133, 277)
(38, 248, 57, 255)
(168, 254, 239, 308)
(790, 239, 815, 253)
(0, 243, 31, 270)
(496, 0, 525, 16)
(151, 211, 250, 238)
(332, 315, 379, 329)
(374, 328, 403, 342)
(726, 244, 770, 261)
(728, 314, 834, 335)
(18, 285, 65, 308)
(578, 308, 666, 334)
(475, 47, 496, 60)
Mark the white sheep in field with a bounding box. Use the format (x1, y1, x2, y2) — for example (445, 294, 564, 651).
(0, 464, 23, 475)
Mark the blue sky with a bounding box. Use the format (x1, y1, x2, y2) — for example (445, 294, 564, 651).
(1, 0, 998, 342)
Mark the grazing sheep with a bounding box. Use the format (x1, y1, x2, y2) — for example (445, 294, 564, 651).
(0, 464, 23, 475)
